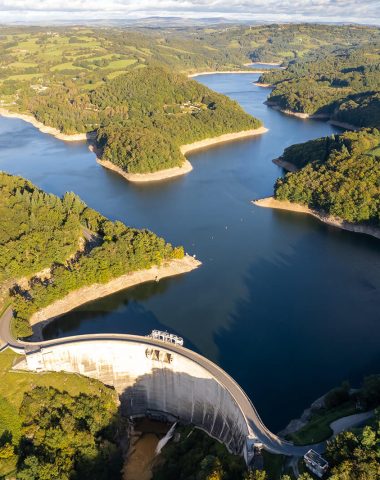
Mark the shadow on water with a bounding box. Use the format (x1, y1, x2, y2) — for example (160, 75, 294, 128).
(43, 278, 200, 354)
(215, 220, 380, 432)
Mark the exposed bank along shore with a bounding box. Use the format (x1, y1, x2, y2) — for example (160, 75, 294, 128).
(254, 82, 272, 87)
(96, 127, 269, 183)
(28, 255, 201, 341)
(190, 63, 284, 77)
(0, 108, 89, 141)
(259, 102, 360, 130)
(265, 102, 330, 120)
(272, 157, 299, 172)
(243, 62, 283, 66)
(0, 107, 268, 183)
(189, 70, 272, 76)
(253, 197, 380, 240)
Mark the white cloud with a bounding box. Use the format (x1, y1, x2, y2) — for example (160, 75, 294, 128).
(0, 0, 378, 24)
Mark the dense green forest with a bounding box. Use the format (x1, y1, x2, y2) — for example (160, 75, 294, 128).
(0, 172, 184, 337)
(10, 386, 122, 480)
(324, 415, 380, 480)
(274, 129, 380, 225)
(259, 40, 380, 126)
(93, 67, 260, 173)
(0, 24, 378, 172)
(0, 348, 122, 479)
(23, 66, 260, 173)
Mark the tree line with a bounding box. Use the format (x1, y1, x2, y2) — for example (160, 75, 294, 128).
(0, 173, 184, 337)
(274, 129, 380, 225)
(259, 42, 380, 128)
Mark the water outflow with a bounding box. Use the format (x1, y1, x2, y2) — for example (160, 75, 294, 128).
(155, 422, 177, 455)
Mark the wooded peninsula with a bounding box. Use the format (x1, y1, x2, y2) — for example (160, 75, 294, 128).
(0, 172, 194, 338)
(274, 129, 380, 226)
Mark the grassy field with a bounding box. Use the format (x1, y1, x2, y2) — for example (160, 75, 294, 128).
(288, 402, 357, 445)
(7, 73, 41, 81)
(105, 58, 137, 69)
(50, 61, 85, 71)
(0, 29, 153, 102)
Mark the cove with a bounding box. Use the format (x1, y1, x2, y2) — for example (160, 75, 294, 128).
(1, 73, 379, 432)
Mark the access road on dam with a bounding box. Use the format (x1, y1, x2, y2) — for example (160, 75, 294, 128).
(0, 307, 319, 459)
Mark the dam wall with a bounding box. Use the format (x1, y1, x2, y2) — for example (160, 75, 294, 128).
(19, 338, 254, 459)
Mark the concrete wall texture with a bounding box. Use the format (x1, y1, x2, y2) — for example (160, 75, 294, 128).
(23, 339, 250, 456)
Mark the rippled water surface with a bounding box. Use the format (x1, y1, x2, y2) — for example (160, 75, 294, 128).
(1, 73, 379, 431)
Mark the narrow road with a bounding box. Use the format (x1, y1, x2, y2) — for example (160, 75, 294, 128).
(1, 307, 320, 456)
(330, 410, 374, 436)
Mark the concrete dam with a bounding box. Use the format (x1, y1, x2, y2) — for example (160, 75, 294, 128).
(0, 303, 312, 462)
(15, 334, 259, 462)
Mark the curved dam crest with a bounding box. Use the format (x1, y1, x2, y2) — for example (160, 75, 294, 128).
(18, 338, 251, 456)
(11, 336, 255, 463)
(6, 325, 313, 463)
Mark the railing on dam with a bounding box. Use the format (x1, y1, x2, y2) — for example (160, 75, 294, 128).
(147, 329, 184, 346)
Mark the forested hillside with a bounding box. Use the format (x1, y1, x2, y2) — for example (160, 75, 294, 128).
(15, 387, 122, 479)
(0, 172, 184, 337)
(259, 41, 380, 126)
(274, 129, 380, 224)
(22, 66, 260, 173)
(0, 348, 123, 479)
(93, 68, 260, 173)
(0, 24, 378, 172)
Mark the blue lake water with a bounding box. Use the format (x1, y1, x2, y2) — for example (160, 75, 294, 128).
(1, 73, 379, 431)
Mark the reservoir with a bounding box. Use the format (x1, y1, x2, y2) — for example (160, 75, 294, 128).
(1, 73, 379, 432)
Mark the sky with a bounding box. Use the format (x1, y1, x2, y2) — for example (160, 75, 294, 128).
(0, 0, 379, 25)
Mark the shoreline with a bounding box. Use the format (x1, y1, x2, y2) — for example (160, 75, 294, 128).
(272, 157, 298, 172)
(278, 391, 332, 437)
(28, 255, 201, 341)
(254, 82, 273, 88)
(253, 197, 380, 240)
(266, 103, 330, 120)
(180, 126, 268, 154)
(278, 389, 374, 442)
(188, 70, 260, 77)
(96, 127, 268, 183)
(243, 62, 282, 67)
(264, 103, 361, 130)
(97, 158, 194, 183)
(0, 108, 89, 142)
(328, 119, 359, 131)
